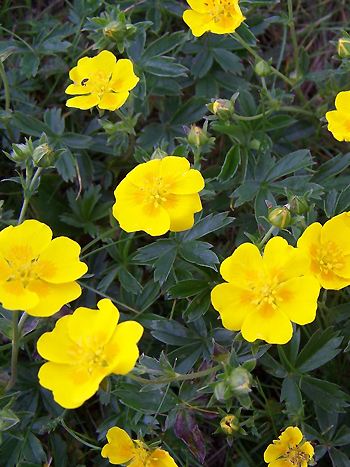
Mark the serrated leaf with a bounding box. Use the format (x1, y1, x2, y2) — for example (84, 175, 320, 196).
(181, 212, 233, 241)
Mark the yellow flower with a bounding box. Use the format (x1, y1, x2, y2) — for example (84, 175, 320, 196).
(297, 212, 350, 290)
(264, 426, 314, 467)
(65, 50, 139, 111)
(37, 299, 143, 409)
(112, 156, 205, 236)
(0, 220, 87, 317)
(101, 426, 178, 466)
(183, 0, 245, 37)
(211, 237, 320, 344)
(325, 91, 350, 141)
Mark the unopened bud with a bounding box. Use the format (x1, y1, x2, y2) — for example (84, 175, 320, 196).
(5, 138, 34, 163)
(151, 148, 168, 160)
(268, 206, 292, 229)
(228, 367, 252, 396)
(254, 60, 272, 77)
(289, 196, 309, 215)
(220, 415, 239, 435)
(210, 99, 235, 120)
(32, 143, 57, 168)
(187, 125, 211, 147)
(338, 38, 350, 58)
(214, 381, 228, 402)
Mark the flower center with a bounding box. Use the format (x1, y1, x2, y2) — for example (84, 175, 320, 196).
(251, 281, 279, 312)
(285, 446, 309, 465)
(79, 70, 113, 96)
(143, 176, 170, 207)
(4, 247, 40, 287)
(315, 242, 344, 275)
(206, 0, 236, 21)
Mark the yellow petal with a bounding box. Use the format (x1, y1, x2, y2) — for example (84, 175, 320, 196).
(321, 212, 350, 254)
(241, 309, 293, 344)
(98, 91, 130, 111)
(65, 83, 92, 95)
(0, 220, 52, 262)
(160, 156, 190, 179)
(0, 280, 39, 311)
(37, 237, 87, 284)
(38, 362, 102, 409)
(335, 91, 350, 112)
(66, 94, 100, 110)
(186, 0, 209, 13)
(183, 9, 211, 37)
(163, 193, 202, 232)
(110, 59, 139, 92)
(220, 243, 263, 284)
(279, 426, 303, 447)
(26, 280, 82, 317)
(123, 159, 162, 188)
(101, 427, 135, 464)
(68, 299, 120, 349)
(269, 460, 293, 467)
(263, 237, 299, 281)
(211, 283, 255, 331)
(70, 57, 92, 81)
(300, 441, 314, 458)
(319, 270, 350, 290)
(0, 258, 11, 281)
(276, 276, 320, 325)
(106, 321, 144, 374)
(326, 110, 350, 142)
(264, 442, 287, 463)
(94, 50, 116, 70)
(114, 200, 171, 236)
(37, 315, 77, 363)
(149, 448, 178, 467)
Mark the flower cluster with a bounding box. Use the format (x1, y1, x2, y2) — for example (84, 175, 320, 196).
(37, 299, 143, 408)
(0, 220, 87, 317)
(264, 426, 314, 466)
(102, 427, 178, 466)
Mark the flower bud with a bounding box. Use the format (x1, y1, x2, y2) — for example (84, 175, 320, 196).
(268, 206, 292, 229)
(338, 37, 350, 58)
(214, 381, 228, 402)
(220, 415, 239, 435)
(4, 138, 34, 163)
(209, 99, 235, 120)
(151, 148, 168, 160)
(187, 125, 211, 148)
(288, 195, 309, 215)
(254, 60, 272, 77)
(227, 367, 252, 396)
(32, 143, 57, 168)
(103, 20, 136, 41)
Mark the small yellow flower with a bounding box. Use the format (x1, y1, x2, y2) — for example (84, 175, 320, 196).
(211, 237, 320, 344)
(264, 426, 314, 466)
(220, 415, 239, 435)
(297, 212, 350, 290)
(101, 426, 178, 466)
(113, 156, 205, 236)
(65, 50, 139, 111)
(183, 0, 245, 37)
(325, 91, 350, 141)
(37, 299, 143, 409)
(0, 220, 87, 317)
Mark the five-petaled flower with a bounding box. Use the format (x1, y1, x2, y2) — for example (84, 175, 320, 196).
(65, 50, 139, 111)
(297, 212, 350, 290)
(211, 237, 320, 344)
(183, 0, 245, 37)
(37, 299, 143, 408)
(325, 91, 350, 141)
(0, 220, 87, 317)
(112, 156, 205, 236)
(264, 426, 314, 466)
(101, 426, 178, 466)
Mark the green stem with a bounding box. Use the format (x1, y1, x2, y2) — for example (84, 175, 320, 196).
(128, 364, 222, 385)
(232, 32, 294, 88)
(258, 225, 276, 249)
(18, 167, 43, 224)
(5, 311, 20, 391)
(0, 60, 11, 112)
(60, 420, 101, 450)
(287, 0, 299, 74)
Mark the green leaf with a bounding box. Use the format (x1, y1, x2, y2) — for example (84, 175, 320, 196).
(169, 280, 209, 298)
(301, 376, 349, 412)
(266, 149, 313, 181)
(149, 319, 195, 345)
(117, 383, 178, 413)
(213, 48, 243, 72)
(329, 448, 350, 467)
(218, 145, 241, 181)
(179, 240, 219, 270)
(181, 212, 233, 241)
(281, 376, 303, 416)
(295, 328, 343, 372)
(154, 246, 177, 284)
(171, 97, 207, 125)
(183, 291, 211, 322)
(141, 32, 186, 60)
(118, 268, 142, 295)
(144, 56, 188, 77)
